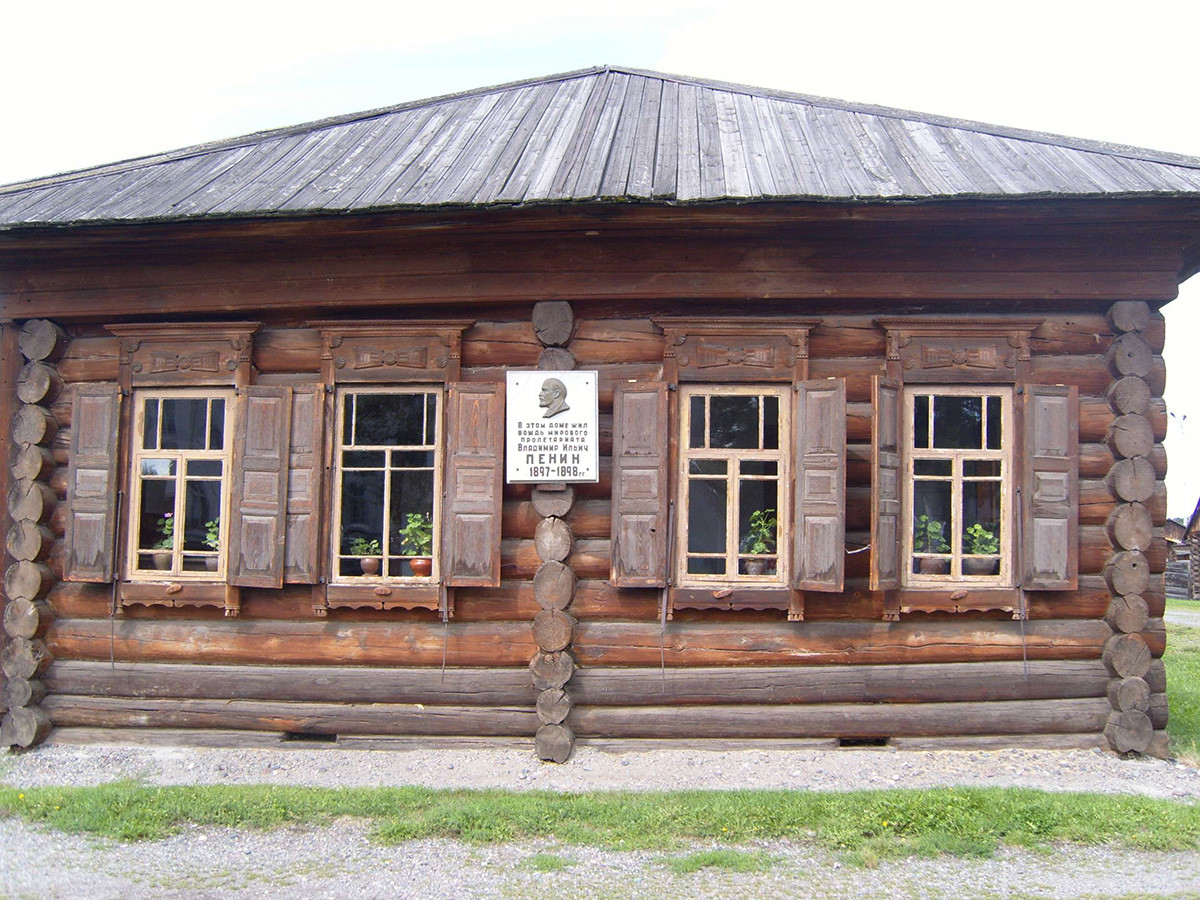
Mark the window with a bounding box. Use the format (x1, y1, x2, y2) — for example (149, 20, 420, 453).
(677, 385, 789, 586)
(333, 388, 442, 582)
(902, 387, 1013, 586)
(128, 390, 233, 580)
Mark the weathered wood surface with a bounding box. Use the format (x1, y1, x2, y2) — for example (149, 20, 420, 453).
(529, 651, 575, 690)
(537, 347, 575, 370)
(1104, 457, 1156, 502)
(1105, 595, 1150, 634)
(16, 361, 63, 405)
(1105, 709, 1153, 753)
(535, 723, 575, 762)
(41, 696, 538, 735)
(1107, 676, 1151, 712)
(12, 403, 59, 446)
(7, 479, 57, 523)
(1102, 633, 1152, 679)
(533, 517, 574, 562)
(3, 561, 54, 601)
(531, 485, 575, 519)
(533, 561, 576, 610)
(567, 698, 1113, 739)
(18, 319, 67, 362)
(8, 443, 55, 482)
(536, 688, 572, 724)
(888, 733, 1107, 751)
(3, 598, 51, 639)
(532, 609, 575, 652)
(1106, 376, 1151, 416)
(1104, 552, 1150, 597)
(0, 637, 51, 679)
(1, 706, 52, 748)
(0, 676, 45, 708)
(1105, 503, 1153, 552)
(6, 521, 54, 562)
(532, 301, 574, 346)
(1107, 301, 1152, 334)
(1106, 414, 1155, 459)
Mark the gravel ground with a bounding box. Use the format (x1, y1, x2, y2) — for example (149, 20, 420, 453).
(3, 742, 1200, 899)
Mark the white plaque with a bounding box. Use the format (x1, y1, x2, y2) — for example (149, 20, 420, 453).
(506, 370, 599, 483)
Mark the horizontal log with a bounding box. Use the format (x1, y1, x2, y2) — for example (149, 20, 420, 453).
(502, 538, 609, 580)
(0, 676, 46, 708)
(567, 697, 1113, 739)
(888, 733, 1106, 751)
(535, 723, 575, 762)
(45, 661, 537, 704)
(1107, 301, 1152, 334)
(42, 695, 537, 736)
(1, 705, 53, 748)
(1031, 354, 1165, 397)
(12, 403, 59, 446)
(8, 443, 56, 482)
(19, 319, 67, 363)
(17, 361, 63, 405)
(48, 618, 537, 667)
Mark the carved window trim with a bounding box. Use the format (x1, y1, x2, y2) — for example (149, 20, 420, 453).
(313, 320, 473, 384)
(877, 318, 1041, 385)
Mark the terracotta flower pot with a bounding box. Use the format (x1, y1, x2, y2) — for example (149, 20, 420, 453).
(410, 556, 433, 577)
(360, 557, 381, 576)
(153, 551, 172, 570)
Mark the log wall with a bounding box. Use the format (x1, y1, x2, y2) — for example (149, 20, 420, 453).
(13, 303, 1167, 754)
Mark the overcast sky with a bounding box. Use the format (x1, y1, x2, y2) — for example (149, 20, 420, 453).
(4, 0, 1198, 516)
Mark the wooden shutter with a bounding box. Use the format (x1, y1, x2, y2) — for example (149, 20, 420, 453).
(64, 383, 121, 582)
(793, 379, 846, 592)
(610, 382, 669, 587)
(1022, 383, 1078, 590)
(870, 376, 902, 591)
(442, 381, 504, 587)
(284, 385, 325, 584)
(229, 386, 292, 589)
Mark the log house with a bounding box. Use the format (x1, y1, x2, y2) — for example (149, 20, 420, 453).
(3, 66, 1200, 757)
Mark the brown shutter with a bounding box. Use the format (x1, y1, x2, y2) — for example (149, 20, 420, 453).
(610, 382, 669, 588)
(283, 385, 325, 584)
(229, 386, 292, 588)
(870, 376, 903, 591)
(64, 383, 121, 582)
(442, 381, 504, 587)
(793, 378, 846, 592)
(1022, 383, 1078, 590)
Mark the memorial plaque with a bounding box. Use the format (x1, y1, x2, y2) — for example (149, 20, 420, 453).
(506, 371, 599, 483)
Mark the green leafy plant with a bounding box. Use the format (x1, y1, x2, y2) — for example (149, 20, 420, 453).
(203, 519, 220, 552)
(741, 508, 777, 555)
(913, 514, 949, 554)
(349, 537, 381, 557)
(964, 523, 999, 555)
(152, 512, 174, 550)
(398, 512, 433, 556)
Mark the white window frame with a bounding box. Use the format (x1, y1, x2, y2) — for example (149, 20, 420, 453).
(332, 385, 444, 585)
(675, 384, 791, 588)
(127, 388, 234, 582)
(901, 385, 1014, 588)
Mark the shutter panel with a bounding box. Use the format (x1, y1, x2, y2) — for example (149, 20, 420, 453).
(442, 381, 504, 587)
(284, 385, 324, 584)
(64, 383, 121, 582)
(793, 378, 846, 592)
(229, 386, 292, 589)
(1022, 383, 1078, 590)
(870, 376, 902, 591)
(610, 382, 669, 588)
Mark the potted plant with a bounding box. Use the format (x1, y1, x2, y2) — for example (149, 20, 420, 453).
(913, 514, 949, 574)
(963, 523, 999, 575)
(151, 512, 174, 569)
(350, 537, 382, 575)
(203, 518, 220, 571)
(398, 512, 434, 577)
(741, 508, 777, 576)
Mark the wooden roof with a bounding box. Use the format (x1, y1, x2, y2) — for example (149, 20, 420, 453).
(5, 65, 1200, 229)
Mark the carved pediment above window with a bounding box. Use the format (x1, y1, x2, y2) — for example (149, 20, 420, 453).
(654, 317, 821, 382)
(108, 322, 260, 386)
(876, 318, 1043, 384)
(312, 320, 474, 382)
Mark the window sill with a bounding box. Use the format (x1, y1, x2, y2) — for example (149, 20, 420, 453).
(883, 588, 1023, 621)
(318, 583, 441, 614)
(669, 586, 796, 618)
(120, 581, 240, 616)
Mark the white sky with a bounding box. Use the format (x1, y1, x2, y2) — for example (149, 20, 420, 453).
(3, 0, 1198, 516)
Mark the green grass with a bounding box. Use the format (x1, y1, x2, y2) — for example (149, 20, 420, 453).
(519, 852, 573, 872)
(1165, 618, 1200, 763)
(662, 848, 781, 874)
(2, 783, 1199, 859)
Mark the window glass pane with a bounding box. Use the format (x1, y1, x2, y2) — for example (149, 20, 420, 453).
(688, 557, 726, 575)
(689, 396, 705, 449)
(913, 395, 930, 449)
(986, 396, 1002, 450)
(339, 470, 384, 555)
(738, 482, 777, 557)
(209, 399, 225, 450)
(963, 459, 1001, 478)
(962, 480, 1003, 555)
(687, 479, 727, 554)
(343, 450, 386, 468)
(688, 459, 726, 476)
(913, 459, 951, 477)
(425, 393, 438, 445)
(393, 450, 436, 468)
(740, 460, 778, 476)
(389, 470, 436, 556)
(183, 479, 223, 551)
(186, 459, 222, 477)
(142, 398, 159, 450)
(709, 395, 760, 449)
(141, 459, 175, 477)
(343, 395, 355, 443)
(137, 482, 176, 551)
(160, 398, 210, 450)
(763, 395, 779, 450)
(354, 393, 426, 446)
(911, 481, 952, 555)
(932, 395, 983, 449)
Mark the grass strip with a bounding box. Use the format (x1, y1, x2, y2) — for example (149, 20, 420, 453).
(1, 784, 1198, 858)
(1165, 619, 1200, 763)
(664, 849, 781, 874)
